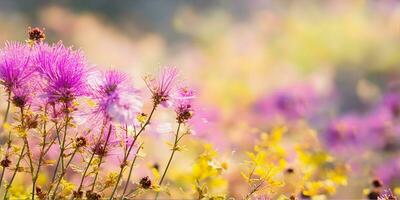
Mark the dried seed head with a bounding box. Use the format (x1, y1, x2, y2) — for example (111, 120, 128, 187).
(0, 157, 11, 168)
(139, 176, 152, 189)
(86, 190, 101, 200)
(367, 191, 380, 200)
(286, 168, 294, 174)
(28, 27, 45, 43)
(12, 95, 28, 108)
(372, 179, 383, 188)
(75, 137, 87, 148)
(36, 186, 46, 200)
(73, 190, 83, 198)
(92, 142, 107, 156)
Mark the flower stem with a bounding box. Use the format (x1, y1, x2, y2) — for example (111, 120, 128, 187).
(120, 143, 143, 199)
(156, 122, 182, 200)
(32, 107, 48, 199)
(48, 106, 70, 196)
(0, 131, 12, 191)
(3, 143, 26, 199)
(108, 104, 157, 200)
(90, 124, 113, 191)
(73, 125, 106, 198)
(2, 91, 11, 127)
(51, 147, 78, 199)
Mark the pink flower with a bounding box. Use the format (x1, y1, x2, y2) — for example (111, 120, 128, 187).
(145, 67, 179, 106)
(0, 41, 36, 93)
(173, 86, 195, 123)
(90, 70, 142, 125)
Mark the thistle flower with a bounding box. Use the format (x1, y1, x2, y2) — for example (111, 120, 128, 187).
(90, 70, 142, 125)
(173, 86, 195, 123)
(34, 42, 88, 104)
(145, 67, 178, 106)
(0, 41, 35, 93)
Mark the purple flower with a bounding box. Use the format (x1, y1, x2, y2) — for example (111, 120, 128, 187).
(145, 67, 178, 106)
(380, 92, 400, 119)
(90, 70, 142, 125)
(253, 85, 317, 120)
(375, 157, 400, 185)
(0, 41, 35, 93)
(173, 86, 195, 123)
(324, 115, 364, 152)
(34, 42, 88, 104)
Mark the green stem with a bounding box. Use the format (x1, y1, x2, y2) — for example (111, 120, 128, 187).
(155, 123, 182, 200)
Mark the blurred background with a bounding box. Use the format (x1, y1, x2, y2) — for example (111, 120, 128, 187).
(2, 0, 400, 198)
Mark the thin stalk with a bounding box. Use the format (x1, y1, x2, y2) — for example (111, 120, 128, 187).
(0, 167, 5, 192)
(244, 180, 265, 200)
(3, 143, 27, 199)
(74, 125, 106, 198)
(0, 131, 12, 190)
(51, 147, 78, 199)
(0, 92, 12, 192)
(48, 107, 70, 196)
(90, 124, 113, 191)
(120, 143, 143, 199)
(18, 107, 35, 199)
(32, 107, 48, 198)
(2, 91, 11, 126)
(155, 122, 182, 200)
(108, 104, 157, 200)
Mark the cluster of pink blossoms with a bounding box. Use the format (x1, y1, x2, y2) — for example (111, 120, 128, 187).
(0, 28, 195, 199)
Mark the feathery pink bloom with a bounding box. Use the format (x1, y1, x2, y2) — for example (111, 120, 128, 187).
(34, 42, 88, 104)
(173, 86, 195, 123)
(90, 70, 142, 125)
(0, 41, 35, 93)
(145, 67, 178, 106)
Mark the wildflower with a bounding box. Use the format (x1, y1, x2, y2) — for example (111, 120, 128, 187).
(27, 27, 45, 44)
(380, 92, 400, 118)
(253, 85, 317, 120)
(173, 87, 195, 123)
(324, 115, 362, 150)
(145, 67, 178, 106)
(139, 176, 152, 189)
(34, 42, 88, 104)
(0, 41, 35, 93)
(90, 70, 142, 125)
